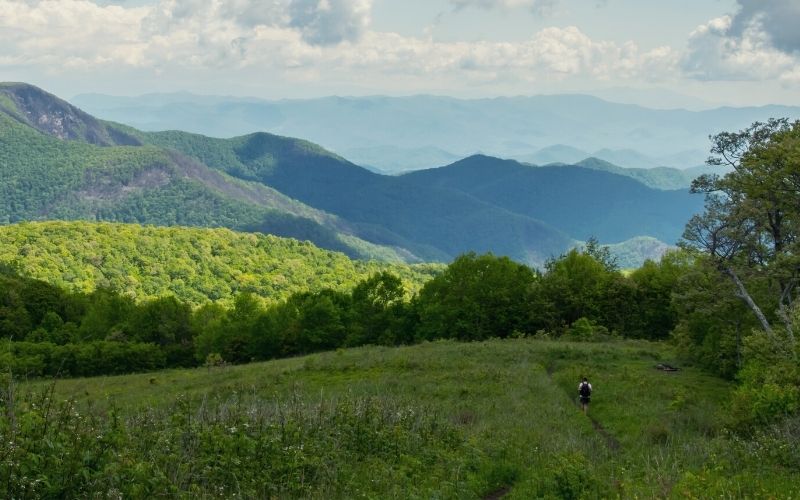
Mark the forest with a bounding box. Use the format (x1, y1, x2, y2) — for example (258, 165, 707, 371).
(0, 240, 792, 429)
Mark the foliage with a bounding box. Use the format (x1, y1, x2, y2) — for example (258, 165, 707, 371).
(683, 118, 800, 341)
(1, 242, 699, 377)
(0, 221, 438, 306)
(671, 255, 759, 377)
(679, 119, 800, 423)
(730, 332, 800, 428)
(416, 252, 537, 341)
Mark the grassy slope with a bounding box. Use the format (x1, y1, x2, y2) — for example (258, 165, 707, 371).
(35, 338, 797, 498)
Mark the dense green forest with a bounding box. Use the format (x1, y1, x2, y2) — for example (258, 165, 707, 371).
(0, 222, 439, 305)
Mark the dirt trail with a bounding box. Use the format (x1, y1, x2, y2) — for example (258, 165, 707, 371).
(545, 362, 621, 452)
(588, 415, 621, 451)
(482, 485, 511, 500)
(479, 363, 622, 500)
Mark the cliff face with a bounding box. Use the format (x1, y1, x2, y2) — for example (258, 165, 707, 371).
(0, 82, 141, 146)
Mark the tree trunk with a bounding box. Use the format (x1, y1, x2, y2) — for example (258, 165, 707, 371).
(724, 267, 773, 337)
(777, 283, 796, 346)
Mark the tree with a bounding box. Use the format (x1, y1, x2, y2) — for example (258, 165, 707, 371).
(626, 251, 691, 340)
(348, 272, 404, 345)
(537, 249, 612, 331)
(416, 253, 537, 341)
(683, 118, 800, 346)
(583, 236, 618, 272)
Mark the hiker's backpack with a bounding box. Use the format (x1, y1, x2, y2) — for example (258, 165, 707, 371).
(579, 382, 591, 398)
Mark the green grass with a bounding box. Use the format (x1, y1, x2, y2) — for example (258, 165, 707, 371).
(16, 338, 797, 498)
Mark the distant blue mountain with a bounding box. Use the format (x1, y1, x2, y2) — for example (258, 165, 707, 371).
(71, 93, 800, 173)
(403, 155, 704, 245)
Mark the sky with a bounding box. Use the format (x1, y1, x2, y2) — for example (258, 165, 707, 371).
(2, 0, 800, 107)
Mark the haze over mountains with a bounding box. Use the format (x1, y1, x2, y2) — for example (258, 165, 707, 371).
(72, 92, 800, 173)
(1, 82, 711, 267)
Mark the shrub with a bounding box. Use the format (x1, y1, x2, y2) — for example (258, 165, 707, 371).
(730, 331, 800, 428)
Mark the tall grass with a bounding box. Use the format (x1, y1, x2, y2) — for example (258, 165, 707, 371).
(11, 338, 800, 498)
(0, 384, 479, 498)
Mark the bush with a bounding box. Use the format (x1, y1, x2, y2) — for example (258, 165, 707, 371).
(563, 317, 613, 342)
(730, 332, 800, 428)
(0, 341, 166, 377)
(536, 452, 609, 499)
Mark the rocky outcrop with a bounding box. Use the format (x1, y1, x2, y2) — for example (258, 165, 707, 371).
(0, 82, 142, 146)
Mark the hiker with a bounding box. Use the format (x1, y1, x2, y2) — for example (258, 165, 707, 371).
(578, 377, 592, 414)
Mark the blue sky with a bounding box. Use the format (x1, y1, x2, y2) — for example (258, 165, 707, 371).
(1, 0, 798, 107)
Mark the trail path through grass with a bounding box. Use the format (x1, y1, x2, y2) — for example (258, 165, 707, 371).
(24, 338, 797, 498)
(546, 358, 622, 463)
(588, 414, 621, 451)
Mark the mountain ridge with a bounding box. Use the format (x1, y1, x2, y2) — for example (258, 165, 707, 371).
(0, 83, 412, 262)
(71, 90, 800, 173)
(1, 83, 575, 266)
(2, 82, 704, 267)
(402, 154, 704, 245)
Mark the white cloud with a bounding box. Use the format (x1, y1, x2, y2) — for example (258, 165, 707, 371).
(449, 0, 556, 15)
(681, 14, 798, 82)
(0, 0, 677, 85)
(288, 0, 371, 45)
(0, 0, 150, 67)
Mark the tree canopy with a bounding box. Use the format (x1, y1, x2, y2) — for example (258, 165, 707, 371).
(683, 118, 800, 345)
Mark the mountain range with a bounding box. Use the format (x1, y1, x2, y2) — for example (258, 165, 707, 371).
(72, 92, 800, 173)
(2, 83, 708, 267)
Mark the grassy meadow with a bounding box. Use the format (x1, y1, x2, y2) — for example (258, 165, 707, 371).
(7, 338, 795, 498)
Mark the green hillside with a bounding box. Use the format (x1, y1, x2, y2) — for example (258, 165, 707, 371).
(0, 82, 710, 266)
(598, 236, 673, 269)
(574, 157, 723, 190)
(135, 128, 575, 265)
(14, 338, 797, 498)
(403, 155, 704, 245)
(0, 221, 439, 305)
(0, 84, 409, 262)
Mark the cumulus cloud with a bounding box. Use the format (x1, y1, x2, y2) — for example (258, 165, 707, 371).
(0, 0, 151, 67)
(139, 0, 371, 46)
(681, 1, 800, 82)
(0, 0, 683, 94)
(729, 0, 800, 54)
(288, 0, 371, 45)
(450, 0, 556, 14)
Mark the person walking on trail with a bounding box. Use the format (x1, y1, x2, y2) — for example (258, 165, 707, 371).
(578, 377, 592, 414)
